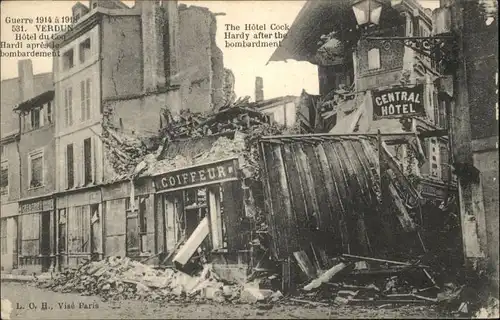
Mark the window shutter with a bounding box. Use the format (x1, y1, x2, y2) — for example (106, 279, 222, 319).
(92, 136, 96, 183)
(64, 89, 69, 127)
(77, 141, 83, 186)
(26, 111, 32, 130)
(69, 88, 73, 126)
(66, 144, 74, 189)
(84, 138, 92, 185)
(40, 107, 45, 127)
(86, 79, 91, 121)
(81, 81, 86, 121)
(63, 146, 67, 190)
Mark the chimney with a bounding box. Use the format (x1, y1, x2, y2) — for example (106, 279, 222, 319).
(18, 59, 34, 101)
(255, 77, 264, 102)
(140, 0, 166, 92)
(89, 0, 98, 9)
(72, 2, 89, 21)
(89, 0, 127, 10)
(71, 2, 89, 21)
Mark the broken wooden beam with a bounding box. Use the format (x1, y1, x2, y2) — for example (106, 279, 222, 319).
(384, 293, 438, 303)
(341, 284, 381, 292)
(348, 299, 433, 305)
(173, 216, 209, 267)
(341, 254, 430, 268)
(423, 268, 440, 289)
(350, 269, 405, 276)
(303, 262, 348, 291)
(411, 294, 438, 303)
(387, 179, 416, 232)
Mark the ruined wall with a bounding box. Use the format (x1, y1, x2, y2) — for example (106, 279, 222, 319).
(222, 68, 237, 106)
(473, 148, 499, 279)
(211, 44, 225, 109)
(178, 5, 223, 112)
(103, 89, 181, 138)
(101, 15, 143, 99)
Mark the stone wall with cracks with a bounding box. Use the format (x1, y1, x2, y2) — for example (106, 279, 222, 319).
(178, 5, 225, 113)
(101, 15, 143, 100)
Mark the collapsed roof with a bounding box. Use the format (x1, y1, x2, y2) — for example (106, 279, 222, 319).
(259, 133, 424, 261)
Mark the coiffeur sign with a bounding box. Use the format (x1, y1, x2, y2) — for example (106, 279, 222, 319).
(154, 158, 239, 192)
(372, 84, 425, 118)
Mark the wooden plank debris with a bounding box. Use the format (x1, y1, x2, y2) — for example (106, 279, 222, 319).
(348, 299, 432, 305)
(293, 251, 317, 279)
(387, 179, 416, 232)
(173, 216, 209, 266)
(303, 262, 348, 291)
(342, 254, 430, 268)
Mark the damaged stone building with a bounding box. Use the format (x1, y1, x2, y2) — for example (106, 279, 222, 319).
(264, 0, 472, 289)
(1, 60, 54, 273)
(0, 0, 228, 273)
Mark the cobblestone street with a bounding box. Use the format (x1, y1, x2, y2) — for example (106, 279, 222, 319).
(1, 282, 449, 319)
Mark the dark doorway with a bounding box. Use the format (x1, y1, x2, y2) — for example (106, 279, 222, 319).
(13, 216, 18, 269)
(90, 204, 100, 261)
(183, 188, 208, 238)
(40, 212, 51, 272)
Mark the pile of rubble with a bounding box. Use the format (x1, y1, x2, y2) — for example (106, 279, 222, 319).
(161, 96, 272, 140)
(142, 132, 248, 178)
(35, 254, 488, 315)
(37, 257, 283, 305)
(103, 96, 300, 180)
(102, 128, 160, 177)
(289, 254, 444, 308)
(474, 296, 500, 319)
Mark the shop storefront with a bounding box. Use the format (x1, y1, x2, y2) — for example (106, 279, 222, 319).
(100, 177, 155, 262)
(153, 158, 246, 267)
(56, 188, 102, 269)
(18, 197, 55, 273)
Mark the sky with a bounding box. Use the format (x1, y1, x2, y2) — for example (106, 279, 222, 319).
(0, 0, 440, 100)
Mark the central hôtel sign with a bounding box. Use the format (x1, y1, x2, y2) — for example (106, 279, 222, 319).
(372, 84, 425, 119)
(154, 158, 239, 192)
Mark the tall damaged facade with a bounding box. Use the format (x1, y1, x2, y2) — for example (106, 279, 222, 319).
(24, 0, 227, 270)
(0, 0, 279, 275)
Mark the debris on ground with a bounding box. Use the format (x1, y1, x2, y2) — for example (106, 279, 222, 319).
(474, 296, 499, 319)
(36, 257, 286, 305)
(37, 257, 244, 303)
(290, 254, 445, 308)
(34, 252, 483, 313)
